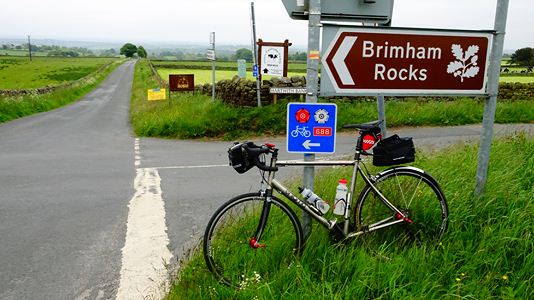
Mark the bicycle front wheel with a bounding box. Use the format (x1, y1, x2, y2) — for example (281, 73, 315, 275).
(203, 192, 304, 287)
(355, 167, 448, 244)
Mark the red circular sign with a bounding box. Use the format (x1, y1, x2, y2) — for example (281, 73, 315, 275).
(295, 108, 310, 123)
(362, 134, 377, 151)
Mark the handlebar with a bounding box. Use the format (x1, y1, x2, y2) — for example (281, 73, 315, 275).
(242, 143, 278, 172)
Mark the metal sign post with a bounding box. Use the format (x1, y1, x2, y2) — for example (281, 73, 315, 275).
(302, 0, 321, 239)
(475, 0, 509, 196)
(377, 94, 387, 137)
(251, 2, 262, 107)
(27, 35, 32, 62)
(210, 32, 216, 101)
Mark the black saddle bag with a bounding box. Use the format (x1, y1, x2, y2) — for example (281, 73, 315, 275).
(228, 142, 256, 174)
(372, 134, 415, 166)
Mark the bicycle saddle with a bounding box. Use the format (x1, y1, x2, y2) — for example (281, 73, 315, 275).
(342, 120, 383, 130)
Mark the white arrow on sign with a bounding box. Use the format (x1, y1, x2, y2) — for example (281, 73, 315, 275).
(332, 36, 357, 85)
(303, 140, 320, 150)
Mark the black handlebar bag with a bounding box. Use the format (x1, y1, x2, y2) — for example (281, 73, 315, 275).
(372, 134, 415, 166)
(228, 142, 256, 173)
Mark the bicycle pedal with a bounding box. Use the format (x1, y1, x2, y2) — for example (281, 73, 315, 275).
(328, 223, 347, 244)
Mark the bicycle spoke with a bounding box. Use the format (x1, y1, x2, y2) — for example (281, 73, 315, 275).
(406, 176, 423, 209)
(395, 173, 408, 209)
(356, 169, 448, 244)
(204, 193, 303, 287)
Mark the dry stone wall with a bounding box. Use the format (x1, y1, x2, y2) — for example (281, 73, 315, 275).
(195, 75, 307, 106)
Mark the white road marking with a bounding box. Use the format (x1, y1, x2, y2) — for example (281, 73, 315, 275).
(155, 164, 227, 170)
(134, 138, 141, 168)
(116, 167, 173, 300)
(117, 138, 238, 299)
(116, 138, 173, 300)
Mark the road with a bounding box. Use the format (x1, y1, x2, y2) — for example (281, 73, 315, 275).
(1, 60, 533, 299)
(0, 61, 135, 299)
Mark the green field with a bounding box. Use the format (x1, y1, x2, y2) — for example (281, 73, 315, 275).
(499, 76, 534, 83)
(151, 60, 307, 71)
(153, 60, 533, 84)
(0, 56, 116, 89)
(157, 68, 305, 85)
(0, 60, 121, 123)
(1, 49, 50, 57)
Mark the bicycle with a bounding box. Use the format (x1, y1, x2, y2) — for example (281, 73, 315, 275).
(203, 120, 449, 287)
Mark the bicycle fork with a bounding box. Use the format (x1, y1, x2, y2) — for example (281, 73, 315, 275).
(249, 190, 273, 249)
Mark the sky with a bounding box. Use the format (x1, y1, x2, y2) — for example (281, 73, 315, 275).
(1, 0, 532, 50)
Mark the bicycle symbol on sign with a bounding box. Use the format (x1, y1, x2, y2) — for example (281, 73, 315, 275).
(291, 126, 311, 138)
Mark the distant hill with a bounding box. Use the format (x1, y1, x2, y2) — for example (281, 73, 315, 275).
(0, 37, 306, 53)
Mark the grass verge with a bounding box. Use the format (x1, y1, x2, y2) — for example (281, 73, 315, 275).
(168, 134, 533, 299)
(132, 60, 534, 139)
(0, 59, 123, 123)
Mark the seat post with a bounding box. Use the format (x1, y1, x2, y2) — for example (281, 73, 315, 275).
(353, 131, 364, 160)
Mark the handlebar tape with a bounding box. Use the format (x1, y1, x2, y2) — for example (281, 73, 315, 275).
(243, 144, 278, 172)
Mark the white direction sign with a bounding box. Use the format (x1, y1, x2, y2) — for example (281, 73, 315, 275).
(206, 49, 215, 61)
(260, 46, 285, 76)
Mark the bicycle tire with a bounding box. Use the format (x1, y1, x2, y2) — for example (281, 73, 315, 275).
(203, 192, 304, 287)
(355, 167, 448, 244)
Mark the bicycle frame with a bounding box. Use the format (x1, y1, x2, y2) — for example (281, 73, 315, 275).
(260, 154, 409, 239)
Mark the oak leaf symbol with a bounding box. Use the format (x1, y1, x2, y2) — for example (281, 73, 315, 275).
(447, 44, 480, 82)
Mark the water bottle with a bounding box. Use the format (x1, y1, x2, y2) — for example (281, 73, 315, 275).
(299, 187, 330, 214)
(333, 179, 348, 215)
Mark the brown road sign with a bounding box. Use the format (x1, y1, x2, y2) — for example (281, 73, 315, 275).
(321, 26, 493, 96)
(169, 74, 195, 92)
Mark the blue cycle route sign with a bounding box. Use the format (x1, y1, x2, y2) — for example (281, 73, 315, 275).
(252, 64, 259, 77)
(287, 102, 337, 153)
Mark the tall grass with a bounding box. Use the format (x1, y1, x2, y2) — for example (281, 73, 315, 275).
(131, 60, 287, 139)
(0, 60, 122, 123)
(168, 134, 533, 299)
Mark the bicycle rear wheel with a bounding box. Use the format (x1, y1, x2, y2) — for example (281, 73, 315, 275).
(355, 167, 448, 244)
(203, 192, 304, 287)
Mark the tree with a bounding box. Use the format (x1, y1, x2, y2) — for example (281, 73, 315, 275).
(235, 48, 253, 62)
(289, 51, 307, 61)
(137, 45, 147, 58)
(120, 43, 138, 58)
(510, 47, 534, 66)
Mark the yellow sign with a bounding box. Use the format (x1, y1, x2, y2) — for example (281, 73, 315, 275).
(147, 88, 166, 101)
